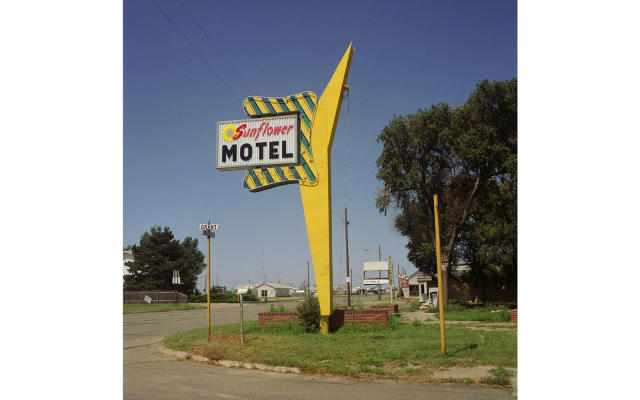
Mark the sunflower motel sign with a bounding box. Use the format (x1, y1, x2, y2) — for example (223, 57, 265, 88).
(216, 114, 300, 170)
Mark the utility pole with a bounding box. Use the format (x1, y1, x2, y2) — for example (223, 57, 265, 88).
(389, 261, 391, 302)
(377, 244, 382, 300)
(307, 260, 310, 296)
(344, 207, 351, 306)
(239, 293, 244, 345)
(389, 257, 393, 304)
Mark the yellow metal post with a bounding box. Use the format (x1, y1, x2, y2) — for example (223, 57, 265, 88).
(434, 195, 446, 354)
(300, 44, 354, 334)
(207, 235, 211, 342)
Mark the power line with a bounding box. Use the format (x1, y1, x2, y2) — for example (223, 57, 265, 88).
(149, 0, 241, 102)
(176, 0, 253, 95)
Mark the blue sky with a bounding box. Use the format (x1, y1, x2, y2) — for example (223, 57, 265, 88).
(124, 0, 517, 291)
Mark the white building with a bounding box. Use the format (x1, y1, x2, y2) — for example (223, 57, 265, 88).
(254, 282, 291, 298)
(407, 263, 471, 305)
(123, 250, 134, 277)
(234, 283, 256, 295)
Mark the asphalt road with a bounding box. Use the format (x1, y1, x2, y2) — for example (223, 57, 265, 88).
(124, 301, 515, 399)
(124, 301, 295, 348)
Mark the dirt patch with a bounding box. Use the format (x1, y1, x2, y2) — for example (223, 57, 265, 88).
(401, 311, 517, 331)
(433, 365, 494, 380)
(433, 366, 517, 388)
(191, 346, 227, 360)
(401, 311, 437, 323)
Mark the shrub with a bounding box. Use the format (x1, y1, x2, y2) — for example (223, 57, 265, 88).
(269, 304, 288, 312)
(296, 295, 320, 333)
(188, 291, 258, 303)
(387, 313, 400, 330)
(241, 291, 258, 301)
(189, 293, 204, 302)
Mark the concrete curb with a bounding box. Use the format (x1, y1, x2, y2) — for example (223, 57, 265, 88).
(158, 346, 514, 396)
(158, 346, 301, 374)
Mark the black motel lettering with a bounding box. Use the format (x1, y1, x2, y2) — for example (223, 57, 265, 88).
(221, 140, 295, 163)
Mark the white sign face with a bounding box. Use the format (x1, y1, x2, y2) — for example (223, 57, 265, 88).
(363, 261, 389, 271)
(216, 115, 299, 170)
(364, 279, 390, 285)
(144, 295, 152, 304)
(199, 224, 218, 231)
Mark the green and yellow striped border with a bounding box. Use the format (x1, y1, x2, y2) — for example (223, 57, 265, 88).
(241, 92, 318, 192)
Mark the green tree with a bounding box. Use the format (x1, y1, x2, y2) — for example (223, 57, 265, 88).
(123, 226, 205, 294)
(375, 79, 517, 304)
(458, 167, 517, 300)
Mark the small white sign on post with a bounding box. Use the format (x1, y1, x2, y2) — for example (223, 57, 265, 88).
(200, 223, 218, 237)
(144, 295, 152, 304)
(363, 278, 390, 285)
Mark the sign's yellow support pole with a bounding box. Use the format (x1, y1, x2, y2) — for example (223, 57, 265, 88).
(207, 235, 211, 342)
(434, 195, 446, 354)
(300, 43, 354, 334)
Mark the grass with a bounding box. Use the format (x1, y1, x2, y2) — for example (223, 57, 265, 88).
(397, 299, 421, 312)
(266, 297, 302, 303)
(480, 367, 515, 386)
(123, 303, 205, 314)
(334, 301, 365, 311)
(435, 309, 511, 322)
(163, 317, 516, 382)
(431, 302, 513, 322)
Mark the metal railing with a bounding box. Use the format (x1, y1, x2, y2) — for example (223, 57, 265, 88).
(123, 291, 187, 304)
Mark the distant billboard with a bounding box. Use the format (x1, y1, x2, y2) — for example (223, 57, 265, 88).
(363, 261, 389, 271)
(363, 260, 390, 286)
(364, 278, 390, 285)
(216, 114, 300, 170)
